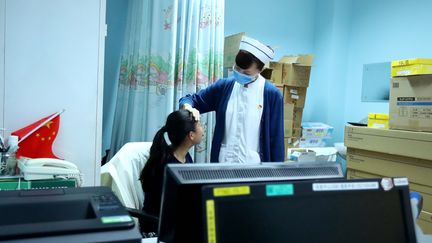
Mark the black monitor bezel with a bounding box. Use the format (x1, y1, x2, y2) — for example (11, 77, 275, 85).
(201, 178, 417, 243)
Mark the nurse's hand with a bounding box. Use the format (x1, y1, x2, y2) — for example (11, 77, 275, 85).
(182, 103, 201, 121)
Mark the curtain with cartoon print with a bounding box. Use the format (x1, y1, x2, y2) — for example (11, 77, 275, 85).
(107, 0, 224, 162)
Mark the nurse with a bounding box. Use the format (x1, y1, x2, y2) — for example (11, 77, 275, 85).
(179, 36, 284, 163)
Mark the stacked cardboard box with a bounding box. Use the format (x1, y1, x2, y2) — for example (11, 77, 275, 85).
(344, 125, 432, 234)
(390, 58, 432, 132)
(344, 58, 432, 233)
(268, 55, 314, 159)
(388, 58, 432, 233)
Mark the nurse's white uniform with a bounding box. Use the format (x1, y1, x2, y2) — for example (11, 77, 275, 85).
(219, 74, 265, 164)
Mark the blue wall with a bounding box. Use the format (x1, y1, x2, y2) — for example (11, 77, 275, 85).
(305, 0, 351, 144)
(103, 0, 129, 153)
(225, 0, 432, 144)
(225, 0, 316, 59)
(342, 0, 432, 135)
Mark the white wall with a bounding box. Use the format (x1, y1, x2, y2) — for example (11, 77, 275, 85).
(0, 0, 5, 131)
(2, 0, 105, 186)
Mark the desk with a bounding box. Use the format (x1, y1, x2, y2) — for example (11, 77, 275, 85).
(141, 234, 431, 243)
(142, 238, 157, 243)
(4, 225, 142, 242)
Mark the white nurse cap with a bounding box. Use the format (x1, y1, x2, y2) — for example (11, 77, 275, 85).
(239, 36, 274, 64)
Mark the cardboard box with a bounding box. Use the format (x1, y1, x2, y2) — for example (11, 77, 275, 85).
(261, 68, 273, 80)
(285, 108, 303, 128)
(420, 195, 432, 217)
(276, 85, 284, 95)
(391, 58, 432, 77)
(282, 65, 311, 87)
(389, 76, 432, 132)
(269, 62, 283, 84)
(292, 128, 302, 138)
(284, 106, 294, 120)
(283, 86, 307, 108)
(284, 105, 295, 136)
(284, 120, 302, 138)
(347, 168, 432, 215)
(420, 210, 432, 224)
(347, 148, 432, 187)
(279, 55, 314, 66)
(285, 124, 302, 138)
(287, 149, 316, 162)
(344, 125, 432, 161)
(268, 55, 314, 87)
(392, 64, 432, 77)
(284, 103, 303, 129)
(418, 211, 432, 234)
(223, 32, 245, 68)
(368, 113, 389, 129)
(284, 102, 295, 120)
(347, 169, 432, 194)
(293, 109, 303, 127)
(301, 122, 334, 139)
(284, 120, 294, 137)
(285, 137, 299, 148)
(280, 55, 314, 87)
(420, 198, 432, 218)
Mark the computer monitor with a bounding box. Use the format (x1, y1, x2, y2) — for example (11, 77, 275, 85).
(157, 162, 344, 243)
(202, 178, 416, 243)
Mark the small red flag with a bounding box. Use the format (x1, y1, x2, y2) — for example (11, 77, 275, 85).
(12, 113, 60, 159)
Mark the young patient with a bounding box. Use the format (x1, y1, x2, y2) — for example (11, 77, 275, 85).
(140, 109, 203, 218)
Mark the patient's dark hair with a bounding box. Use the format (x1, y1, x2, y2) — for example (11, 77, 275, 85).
(235, 50, 265, 70)
(140, 109, 196, 191)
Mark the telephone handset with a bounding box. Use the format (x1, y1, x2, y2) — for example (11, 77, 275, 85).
(18, 158, 83, 186)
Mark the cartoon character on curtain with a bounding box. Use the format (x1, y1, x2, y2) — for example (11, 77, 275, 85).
(149, 63, 169, 96)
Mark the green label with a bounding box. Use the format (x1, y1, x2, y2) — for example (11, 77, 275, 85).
(266, 184, 294, 197)
(101, 215, 132, 224)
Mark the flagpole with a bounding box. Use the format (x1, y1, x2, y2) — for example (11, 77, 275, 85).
(18, 109, 65, 144)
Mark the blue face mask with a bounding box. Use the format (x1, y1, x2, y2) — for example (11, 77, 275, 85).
(233, 69, 256, 85)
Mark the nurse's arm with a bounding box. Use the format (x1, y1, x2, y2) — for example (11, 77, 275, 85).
(179, 80, 224, 114)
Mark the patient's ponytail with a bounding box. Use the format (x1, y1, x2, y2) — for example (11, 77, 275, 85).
(140, 125, 170, 192)
(150, 125, 169, 165)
